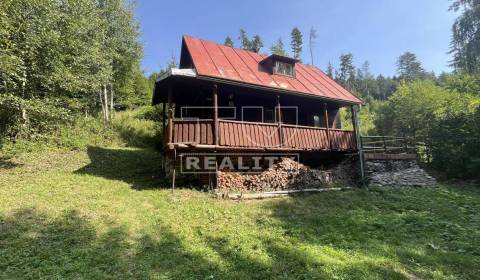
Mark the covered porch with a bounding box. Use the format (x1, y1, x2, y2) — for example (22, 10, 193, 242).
(154, 74, 361, 153)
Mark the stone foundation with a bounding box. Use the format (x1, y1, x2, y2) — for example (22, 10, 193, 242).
(365, 159, 436, 187)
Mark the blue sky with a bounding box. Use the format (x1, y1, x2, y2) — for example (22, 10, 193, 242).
(137, 0, 457, 76)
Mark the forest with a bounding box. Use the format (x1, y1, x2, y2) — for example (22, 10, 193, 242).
(1, 0, 479, 180)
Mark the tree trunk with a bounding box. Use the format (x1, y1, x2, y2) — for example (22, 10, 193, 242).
(99, 89, 106, 122)
(103, 85, 109, 122)
(110, 84, 114, 120)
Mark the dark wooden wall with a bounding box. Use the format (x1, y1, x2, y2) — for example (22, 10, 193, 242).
(169, 80, 343, 129)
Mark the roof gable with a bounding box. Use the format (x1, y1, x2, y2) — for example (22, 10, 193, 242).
(181, 35, 362, 104)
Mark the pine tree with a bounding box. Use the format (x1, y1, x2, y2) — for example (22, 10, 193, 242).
(290, 27, 303, 61)
(396, 52, 426, 81)
(250, 35, 263, 53)
(224, 36, 234, 47)
(309, 27, 318, 65)
(270, 38, 287, 56)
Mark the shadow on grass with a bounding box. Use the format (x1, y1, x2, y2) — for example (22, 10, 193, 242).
(0, 208, 226, 279)
(75, 146, 166, 190)
(0, 156, 21, 170)
(3, 188, 479, 279)
(0, 207, 409, 279)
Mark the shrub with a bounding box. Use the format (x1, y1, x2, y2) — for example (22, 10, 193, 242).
(135, 104, 163, 122)
(0, 94, 72, 142)
(430, 107, 480, 179)
(111, 107, 162, 148)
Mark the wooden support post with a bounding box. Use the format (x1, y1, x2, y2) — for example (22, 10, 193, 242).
(212, 84, 219, 190)
(323, 103, 331, 149)
(171, 149, 176, 192)
(276, 94, 284, 147)
(351, 105, 364, 179)
(382, 136, 387, 153)
(167, 84, 174, 143)
(213, 84, 219, 146)
(215, 157, 219, 189)
(162, 102, 166, 133)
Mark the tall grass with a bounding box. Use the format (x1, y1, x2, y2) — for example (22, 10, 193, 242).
(0, 106, 162, 157)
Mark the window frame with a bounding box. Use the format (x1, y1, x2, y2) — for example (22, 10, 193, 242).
(273, 60, 295, 77)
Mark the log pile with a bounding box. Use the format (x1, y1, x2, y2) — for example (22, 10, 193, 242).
(217, 157, 355, 192)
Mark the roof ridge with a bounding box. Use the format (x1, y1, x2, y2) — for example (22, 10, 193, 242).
(183, 34, 309, 66)
(183, 34, 259, 56)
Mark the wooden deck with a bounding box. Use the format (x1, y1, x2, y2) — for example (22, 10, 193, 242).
(168, 119, 356, 151)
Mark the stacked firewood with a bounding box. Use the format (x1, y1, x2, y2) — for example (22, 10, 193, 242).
(217, 171, 246, 190)
(217, 157, 355, 192)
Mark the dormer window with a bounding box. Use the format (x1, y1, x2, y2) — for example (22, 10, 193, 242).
(274, 61, 294, 76)
(260, 54, 297, 78)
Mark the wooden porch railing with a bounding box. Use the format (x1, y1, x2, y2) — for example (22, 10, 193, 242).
(170, 119, 214, 145)
(168, 119, 357, 151)
(360, 135, 417, 153)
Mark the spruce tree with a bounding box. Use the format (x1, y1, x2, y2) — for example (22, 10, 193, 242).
(238, 29, 251, 50)
(396, 52, 426, 81)
(250, 35, 263, 53)
(290, 27, 303, 61)
(224, 36, 234, 47)
(326, 62, 334, 78)
(337, 53, 356, 91)
(270, 38, 287, 56)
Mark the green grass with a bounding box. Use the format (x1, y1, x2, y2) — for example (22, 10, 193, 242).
(1, 108, 479, 279)
(0, 145, 479, 279)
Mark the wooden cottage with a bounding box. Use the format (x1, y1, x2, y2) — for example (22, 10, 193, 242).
(152, 35, 363, 185)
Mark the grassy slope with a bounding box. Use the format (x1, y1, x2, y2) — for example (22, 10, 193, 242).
(1, 110, 480, 279)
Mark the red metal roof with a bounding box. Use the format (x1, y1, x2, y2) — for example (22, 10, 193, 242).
(182, 35, 362, 104)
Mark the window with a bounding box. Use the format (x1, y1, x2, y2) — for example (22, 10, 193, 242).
(274, 61, 294, 76)
(264, 109, 274, 123)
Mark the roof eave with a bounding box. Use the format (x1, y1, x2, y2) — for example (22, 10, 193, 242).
(156, 68, 197, 83)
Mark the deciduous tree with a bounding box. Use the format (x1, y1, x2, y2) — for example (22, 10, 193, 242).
(308, 27, 318, 65)
(449, 0, 480, 73)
